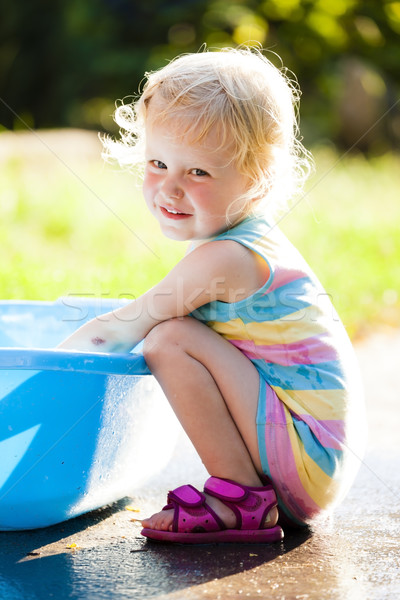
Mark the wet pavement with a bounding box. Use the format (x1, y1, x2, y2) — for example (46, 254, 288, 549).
(0, 331, 399, 600)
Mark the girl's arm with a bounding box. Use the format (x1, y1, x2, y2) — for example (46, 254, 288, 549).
(57, 240, 269, 352)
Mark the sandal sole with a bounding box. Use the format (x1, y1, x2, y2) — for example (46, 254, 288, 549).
(141, 525, 284, 544)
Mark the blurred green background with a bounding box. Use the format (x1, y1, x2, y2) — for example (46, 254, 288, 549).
(1, 0, 399, 339)
(2, 0, 400, 150)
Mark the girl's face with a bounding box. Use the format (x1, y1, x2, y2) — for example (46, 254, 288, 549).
(142, 118, 252, 241)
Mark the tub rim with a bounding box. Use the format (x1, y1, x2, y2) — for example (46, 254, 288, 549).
(0, 348, 151, 376)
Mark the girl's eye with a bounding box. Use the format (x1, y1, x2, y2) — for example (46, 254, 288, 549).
(152, 160, 167, 169)
(191, 168, 208, 177)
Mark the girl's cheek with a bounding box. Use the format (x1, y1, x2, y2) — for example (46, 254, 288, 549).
(186, 184, 213, 208)
(142, 176, 160, 214)
(143, 173, 157, 197)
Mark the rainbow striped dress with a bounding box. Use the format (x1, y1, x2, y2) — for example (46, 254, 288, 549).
(193, 215, 367, 525)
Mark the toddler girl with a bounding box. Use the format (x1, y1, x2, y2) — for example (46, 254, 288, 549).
(59, 47, 367, 544)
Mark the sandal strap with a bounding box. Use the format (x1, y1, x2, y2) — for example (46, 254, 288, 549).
(164, 484, 225, 533)
(205, 477, 247, 501)
(204, 476, 277, 530)
(167, 484, 205, 507)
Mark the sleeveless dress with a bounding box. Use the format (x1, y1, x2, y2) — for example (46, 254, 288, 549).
(192, 214, 367, 525)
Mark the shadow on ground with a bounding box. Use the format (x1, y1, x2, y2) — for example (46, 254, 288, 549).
(0, 500, 311, 600)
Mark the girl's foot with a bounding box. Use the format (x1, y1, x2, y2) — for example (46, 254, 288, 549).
(141, 485, 279, 532)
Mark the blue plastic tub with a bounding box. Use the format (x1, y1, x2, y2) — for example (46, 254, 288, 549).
(0, 297, 179, 530)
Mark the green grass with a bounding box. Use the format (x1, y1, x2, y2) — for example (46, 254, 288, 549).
(0, 131, 186, 301)
(1, 131, 399, 339)
(280, 148, 400, 338)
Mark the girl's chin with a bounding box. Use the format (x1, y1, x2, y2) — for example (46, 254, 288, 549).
(158, 223, 192, 241)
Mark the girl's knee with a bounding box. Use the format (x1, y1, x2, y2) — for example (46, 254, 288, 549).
(142, 317, 191, 364)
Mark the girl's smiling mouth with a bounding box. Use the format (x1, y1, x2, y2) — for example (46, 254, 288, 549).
(160, 205, 192, 219)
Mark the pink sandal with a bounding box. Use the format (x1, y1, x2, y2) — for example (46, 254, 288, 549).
(140, 476, 284, 544)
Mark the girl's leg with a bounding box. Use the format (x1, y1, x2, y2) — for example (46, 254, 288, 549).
(141, 316, 278, 532)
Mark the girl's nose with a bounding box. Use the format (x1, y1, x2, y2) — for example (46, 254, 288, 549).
(161, 176, 184, 200)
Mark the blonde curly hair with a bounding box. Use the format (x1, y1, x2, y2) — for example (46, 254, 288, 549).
(102, 46, 312, 218)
